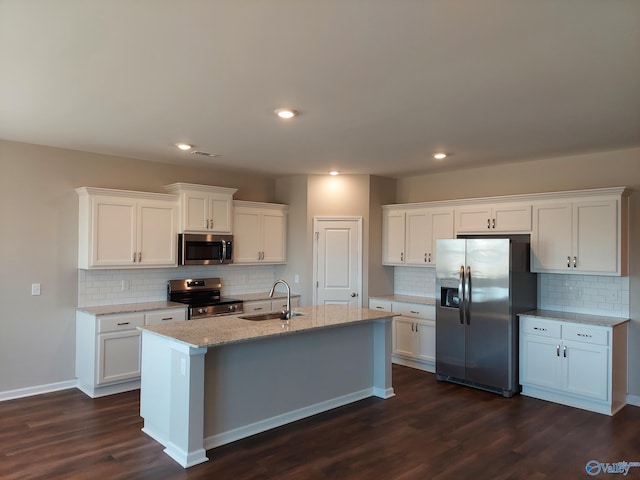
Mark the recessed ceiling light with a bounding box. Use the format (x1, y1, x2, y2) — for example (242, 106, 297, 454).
(176, 143, 194, 151)
(432, 152, 448, 160)
(329, 171, 339, 176)
(274, 108, 298, 119)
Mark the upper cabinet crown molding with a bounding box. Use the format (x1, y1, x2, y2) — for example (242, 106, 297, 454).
(384, 187, 630, 210)
(76, 186, 179, 202)
(163, 183, 238, 196)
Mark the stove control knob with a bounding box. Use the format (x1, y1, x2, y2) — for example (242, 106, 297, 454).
(198, 308, 205, 314)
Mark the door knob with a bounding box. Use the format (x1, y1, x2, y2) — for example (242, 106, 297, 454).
(351, 292, 358, 297)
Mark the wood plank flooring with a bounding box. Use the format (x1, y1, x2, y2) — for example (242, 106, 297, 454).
(1, 365, 639, 479)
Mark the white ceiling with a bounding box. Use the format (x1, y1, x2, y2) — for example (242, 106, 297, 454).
(1, 0, 639, 178)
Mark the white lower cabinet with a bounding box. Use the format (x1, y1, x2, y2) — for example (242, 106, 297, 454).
(76, 306, 186, 397)
(369, 298, 435, 373)
(243, 297, 300, 314)
(519, 314, 628, 415)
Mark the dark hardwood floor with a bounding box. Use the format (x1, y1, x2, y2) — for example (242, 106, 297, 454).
(1, 365, 639, 479)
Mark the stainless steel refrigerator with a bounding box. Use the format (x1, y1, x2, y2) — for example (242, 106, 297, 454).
(435, 237, 537, 397)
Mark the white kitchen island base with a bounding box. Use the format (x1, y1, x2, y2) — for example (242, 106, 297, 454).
(139, 308, 394, 468)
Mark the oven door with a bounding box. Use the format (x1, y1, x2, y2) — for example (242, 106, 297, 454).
(178, 234, 233, 265)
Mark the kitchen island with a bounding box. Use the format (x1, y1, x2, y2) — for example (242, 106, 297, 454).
(138, 305, 396, 468)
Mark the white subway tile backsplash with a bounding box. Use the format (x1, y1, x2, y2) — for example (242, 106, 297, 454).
(78, 265, 279, 307)
(393, 268, 629, 318)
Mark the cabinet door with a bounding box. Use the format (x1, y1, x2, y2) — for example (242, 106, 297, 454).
(137, 201, 177, 266)
(455, 206, 492, 233)
(573, 200, 618, 274)
(183, 191, 209, 232)
(382, 210, 406, 264)
(492, 204, 532, 232)
(209, 194, 233, 233)
(563, 340, 609, 401)
(415, 320, 436, 362)
(520, 334, 563, 390)
(428, 209, 454, 265)
(261, 209, 286, 263)
(97, 330, 141, 385)
(405, 209, 429, 265)
(531, 203, 572, 272)
(233, 207, 262, 263)
(91, 197, 137, 267)
(393, 317, 415, 357)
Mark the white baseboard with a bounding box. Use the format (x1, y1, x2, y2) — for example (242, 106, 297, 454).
(626, 394, 640, 407)
(203, 388, 375, 451)
(0, 379, 77, 402)
(392, 355, 435, 373)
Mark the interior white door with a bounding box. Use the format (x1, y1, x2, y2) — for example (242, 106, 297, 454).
(314, 217, 362, 306)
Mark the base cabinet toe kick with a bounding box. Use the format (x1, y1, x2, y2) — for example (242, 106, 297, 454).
(139, 308, 395, 468)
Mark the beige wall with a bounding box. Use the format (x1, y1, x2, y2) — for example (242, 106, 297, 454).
(0, 140, 275, 393)
(275, 174, 395, 305)
(397, 147, 640, 398)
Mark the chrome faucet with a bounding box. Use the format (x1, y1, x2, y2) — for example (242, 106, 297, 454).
(269, 279, 292, 320)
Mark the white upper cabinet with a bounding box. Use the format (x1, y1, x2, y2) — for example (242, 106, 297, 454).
(164, 183, 237, 233)
(383, 206, 454, 266)
(532, 195, 626, 275)
(455, 203, 532, 233)
(384, 187, 628, 276)
(77, 187, 178, 269)
(382, 208, 406, 264)
(233, 201, 288, 264)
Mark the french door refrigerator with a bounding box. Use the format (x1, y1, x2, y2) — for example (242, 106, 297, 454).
(435, 237, 536, 397)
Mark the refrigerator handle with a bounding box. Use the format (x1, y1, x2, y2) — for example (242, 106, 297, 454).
(465, 266, 471, 325)
(458, 266, 465, 325)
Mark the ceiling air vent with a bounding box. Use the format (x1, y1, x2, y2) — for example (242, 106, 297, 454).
(191, 151, 220, 157)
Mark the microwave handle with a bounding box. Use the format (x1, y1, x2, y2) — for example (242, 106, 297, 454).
(220, 240, 227, 264)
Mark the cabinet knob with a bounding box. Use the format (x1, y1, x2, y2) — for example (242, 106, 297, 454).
(351, 292, 358, 297)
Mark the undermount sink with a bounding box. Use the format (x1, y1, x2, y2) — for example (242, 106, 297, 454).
(239, 311, 305, 321)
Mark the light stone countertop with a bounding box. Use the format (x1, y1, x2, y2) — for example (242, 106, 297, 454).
(520, 309, 629, 328)
(369, 295, 436, 306)
(139, 305, 397, 349)
(77, 301, 187, 316)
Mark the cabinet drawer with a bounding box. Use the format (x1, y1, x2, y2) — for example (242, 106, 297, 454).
(562, 324, 609, 346)
(393, 303, 434, 320)
(244, 300, 273, 313)
(520, 316, 561, 338)
(98, 313, 144, 333)
(145, 308, 186, 325)
(369, 299, 392, 312)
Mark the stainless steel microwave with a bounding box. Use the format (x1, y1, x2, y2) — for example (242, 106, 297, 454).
(178, 234, 233, 265)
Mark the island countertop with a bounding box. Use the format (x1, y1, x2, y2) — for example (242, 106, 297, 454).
(139, 305, 397, 348)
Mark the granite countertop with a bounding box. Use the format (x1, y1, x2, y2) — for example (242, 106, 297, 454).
(77, 301, 187, 316)
(520, 309, 629, 328)
(232, 292, 301, 302)
(369, 295, 436, 306)
(139, 305, 397, 348)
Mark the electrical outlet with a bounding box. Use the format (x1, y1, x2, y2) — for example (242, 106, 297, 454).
(31, 283, 41, 296)
(294, 274, 300, 284)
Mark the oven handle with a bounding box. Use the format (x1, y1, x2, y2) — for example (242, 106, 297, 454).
(220, 240, 227, 264)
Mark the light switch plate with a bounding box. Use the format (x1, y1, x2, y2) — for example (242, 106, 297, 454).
(31, 283, 41, 296)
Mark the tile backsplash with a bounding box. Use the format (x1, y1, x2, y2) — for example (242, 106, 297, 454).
(394, 267, 630, 318)
(78, 265, 278, 307)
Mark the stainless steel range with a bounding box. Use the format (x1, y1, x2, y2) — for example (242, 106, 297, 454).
(168, 277, 243, 319)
